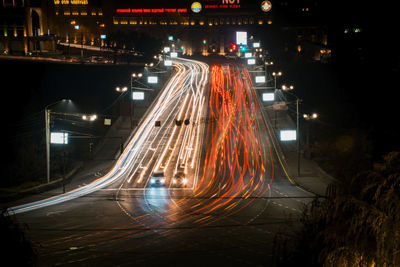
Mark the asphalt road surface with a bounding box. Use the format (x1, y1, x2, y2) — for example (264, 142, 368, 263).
(10, 58, 316, 266)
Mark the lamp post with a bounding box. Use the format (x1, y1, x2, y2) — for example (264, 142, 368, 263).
(45, 99, 98, 185)
(45, 99, 70, 184)
(279, 89, 302, 176)
(264, 61, 273, 86)
(303, 113, 318, 159)
(130, 72, 143, 128)
(272, 71, 282, 89)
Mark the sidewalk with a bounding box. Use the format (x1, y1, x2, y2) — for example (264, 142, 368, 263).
(263, 106, 336, 197)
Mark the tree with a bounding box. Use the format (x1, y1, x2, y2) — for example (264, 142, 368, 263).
(277, 152, 400, 267)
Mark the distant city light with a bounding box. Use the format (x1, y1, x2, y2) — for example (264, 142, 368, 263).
(253, 42, 260, 48)
(170, 52, 178, 58)
(168, 36, 173, 41)
(164, 47, 170, 53)
(100, 34, 106, 39)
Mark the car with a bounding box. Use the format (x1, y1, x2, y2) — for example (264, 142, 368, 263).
(150, 171, 166, 187)
(172, 171, 188, 187)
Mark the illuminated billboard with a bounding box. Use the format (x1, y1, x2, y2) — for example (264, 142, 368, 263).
(51, 132, 68, 144)
(147, 76, 158, 84)
(247, 58, 256, 65)
(132, 91, 145, 100)
(255, 76, 266, 83)
(280, 130, 297, 141)
(236, 31, 247, 46)
(262, 92, 274, 101)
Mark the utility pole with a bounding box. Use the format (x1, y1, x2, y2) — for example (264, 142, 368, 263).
(45, 109, 51, 183)
(296, 98, 300, 176)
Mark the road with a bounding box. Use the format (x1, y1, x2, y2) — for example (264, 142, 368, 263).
(10, 58, 316, 266)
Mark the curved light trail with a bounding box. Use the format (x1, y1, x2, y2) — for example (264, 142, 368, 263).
(7, 57, 209, 215)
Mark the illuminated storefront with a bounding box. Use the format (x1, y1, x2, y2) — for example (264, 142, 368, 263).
(110, 0, 274, 55)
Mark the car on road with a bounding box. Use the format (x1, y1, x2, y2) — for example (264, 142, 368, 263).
(172, 171, 188, 187)
(150, 171, 166, 187)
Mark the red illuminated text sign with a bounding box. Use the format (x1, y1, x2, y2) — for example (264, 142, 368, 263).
(116, 8, 188, 14)
(205, 4, 241, 8)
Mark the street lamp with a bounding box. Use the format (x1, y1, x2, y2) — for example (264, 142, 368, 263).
(303, 113, 318, 120)
(272, 71, 282, 89)
(281, 84, 294, 91)
(129, 73, 144, 128)
(45, 99, 71, 184)
(115, 86, 128, 93)
(82, 114, 98, 121)
(303, 112, 318, 159)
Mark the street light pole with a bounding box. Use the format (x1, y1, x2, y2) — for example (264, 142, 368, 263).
(296, 98, 300, 176)
(45, 108, 51, 184)
(45, 99, 70, 183)
(130, 73, 143, 129)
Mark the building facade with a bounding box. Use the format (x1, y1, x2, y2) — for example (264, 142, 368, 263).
(1, 0, 331, 62)
(0, 0, 55, 54)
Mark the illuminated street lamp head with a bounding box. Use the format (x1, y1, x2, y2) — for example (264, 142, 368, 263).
(303, 113, 318, 120)
(115, 86, 127, 92)
(272, 71, 282, 76)
(281, 85, 294, 91)
(83, 114, 97, 121)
